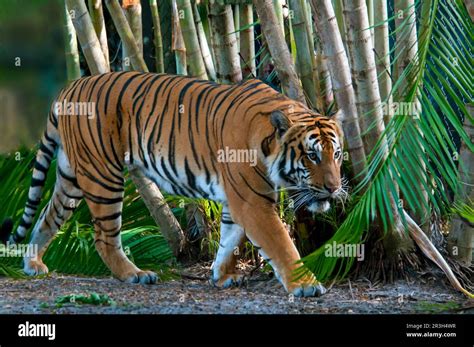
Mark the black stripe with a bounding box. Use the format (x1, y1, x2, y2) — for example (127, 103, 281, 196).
(94, 212, 122, 222)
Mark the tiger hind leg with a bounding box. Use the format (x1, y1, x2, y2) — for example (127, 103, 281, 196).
(23, 149, 83, 275)
(78, 172, 158, 284)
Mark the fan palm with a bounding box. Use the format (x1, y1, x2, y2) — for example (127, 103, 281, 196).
(299, 0, 473, 296)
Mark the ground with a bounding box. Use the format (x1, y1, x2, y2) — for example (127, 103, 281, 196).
(1, 262, 472, 314)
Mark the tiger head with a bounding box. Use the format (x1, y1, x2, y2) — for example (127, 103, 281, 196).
(267, 109, 346, 214)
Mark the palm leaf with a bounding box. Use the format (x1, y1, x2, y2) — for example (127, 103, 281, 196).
(299, 0, 474, 282)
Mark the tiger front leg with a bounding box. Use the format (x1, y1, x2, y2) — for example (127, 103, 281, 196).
(211, 206, 247, 288)
(232, 203, 327, 297)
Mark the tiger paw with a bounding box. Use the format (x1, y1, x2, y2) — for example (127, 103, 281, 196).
(289, 282, 327, 297)
(123, 270, 159, 284)
(23, 258, 49, 276)
(210, 273, 247, 289)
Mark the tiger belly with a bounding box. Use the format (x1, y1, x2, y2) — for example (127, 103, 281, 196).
(139, 164, 228, 203)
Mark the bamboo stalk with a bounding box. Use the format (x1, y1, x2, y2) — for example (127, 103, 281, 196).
(289, 0, 317, 107)
(239, 3, 256, 77)
(394, 0, 429, 229)
(310, 0, 367, 180)
(342, 0, 385, 155)
(105, 0, 148, 72)
(66, 0, 109, 74)
(273, 0, 284, 35)
(315, 44, 333, 110)
(448, 104, 474, 265)
(122, 0, 143, 71)
(192, 2, 216, 80)
(209, 0, 242, 84)
(233, 4, 240, 52)
(176, 0, 208, 79)
(374, 0, 392, 125)
(172, 0, 187, 75)
(63, 1, 81, 82)
(366, 0, 374, 48)
(88, 0, 109, 70)
(149, 0, 165, 73)
(254, 0, 306, 104)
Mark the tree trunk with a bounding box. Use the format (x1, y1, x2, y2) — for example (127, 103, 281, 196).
(366, 0, 374, 48)
(374, 0, 392, 125)
(128, 168, 186, 257)
(122, 0, 143, 71)
(254, 0, 306, 104)
(239, 3, 256, 78)
(448, 104, 474, 265)
(176, 0, 208, 79)
(105, 0, 148, 72)
(88, 0, 109, 70)
(310, 0, 367, 180)
(394, 0, 429, 230)
(192, 2, 216, 80)
(315, 47, 333, 111)
(66, 0, 109, 74)
(172, 0, 187, 75)
(209, 1, 242, 84)
(289, 0, 317, 108)
(63, 1, 81, 83)
(233, 4, 240, 52)
(149, 0, 165, 73)
(342, 0, 385, 155)
(273, 0, 284, 34)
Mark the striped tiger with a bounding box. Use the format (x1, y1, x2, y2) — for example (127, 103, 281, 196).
(1, 72, 345, 297)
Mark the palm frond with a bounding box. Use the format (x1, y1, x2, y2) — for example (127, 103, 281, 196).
(300, 0, 474, 282)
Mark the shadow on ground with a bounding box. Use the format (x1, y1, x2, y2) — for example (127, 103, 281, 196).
(0, 264, 471, 314)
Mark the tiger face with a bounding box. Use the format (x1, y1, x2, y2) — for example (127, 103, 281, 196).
(267, 110, 346, 213)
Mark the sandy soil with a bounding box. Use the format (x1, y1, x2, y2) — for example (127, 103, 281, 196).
(0, 263, 472, 314)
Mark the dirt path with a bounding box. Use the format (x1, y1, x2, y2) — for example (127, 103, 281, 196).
(0, 264, 471, 314)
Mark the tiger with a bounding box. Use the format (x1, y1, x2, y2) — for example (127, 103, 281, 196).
(1, 72, 345, 297)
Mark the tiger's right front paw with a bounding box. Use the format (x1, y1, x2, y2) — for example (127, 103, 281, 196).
(24, 258, 49, 276)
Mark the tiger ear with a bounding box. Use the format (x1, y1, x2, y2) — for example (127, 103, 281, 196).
(330, 109, 343, 126)
(270, 110, 292, 138)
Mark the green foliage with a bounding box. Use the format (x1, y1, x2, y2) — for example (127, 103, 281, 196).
(0, 150, 176, 277)
(54, 293, 116, 308)
(299, 0, 474, 282)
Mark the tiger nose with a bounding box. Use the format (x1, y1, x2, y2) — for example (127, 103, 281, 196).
(324, 184, 338, 193)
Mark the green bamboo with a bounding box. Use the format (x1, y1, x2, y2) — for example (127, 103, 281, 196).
(374, 0, 392, 124)
(122, 0, 143, 71)
(289, 0, 317, 107)
(63, 1, 81, 83)
(209, 1, 242, 83)
(192, 2, 216, 80)
(172, 0, 187, 75)
(176, 0, 208, 79)
(149, 0, 165, 73)
(66, 0, 109, 74)
(105, 0, 148, 72)
(239, 3, 256, 77)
